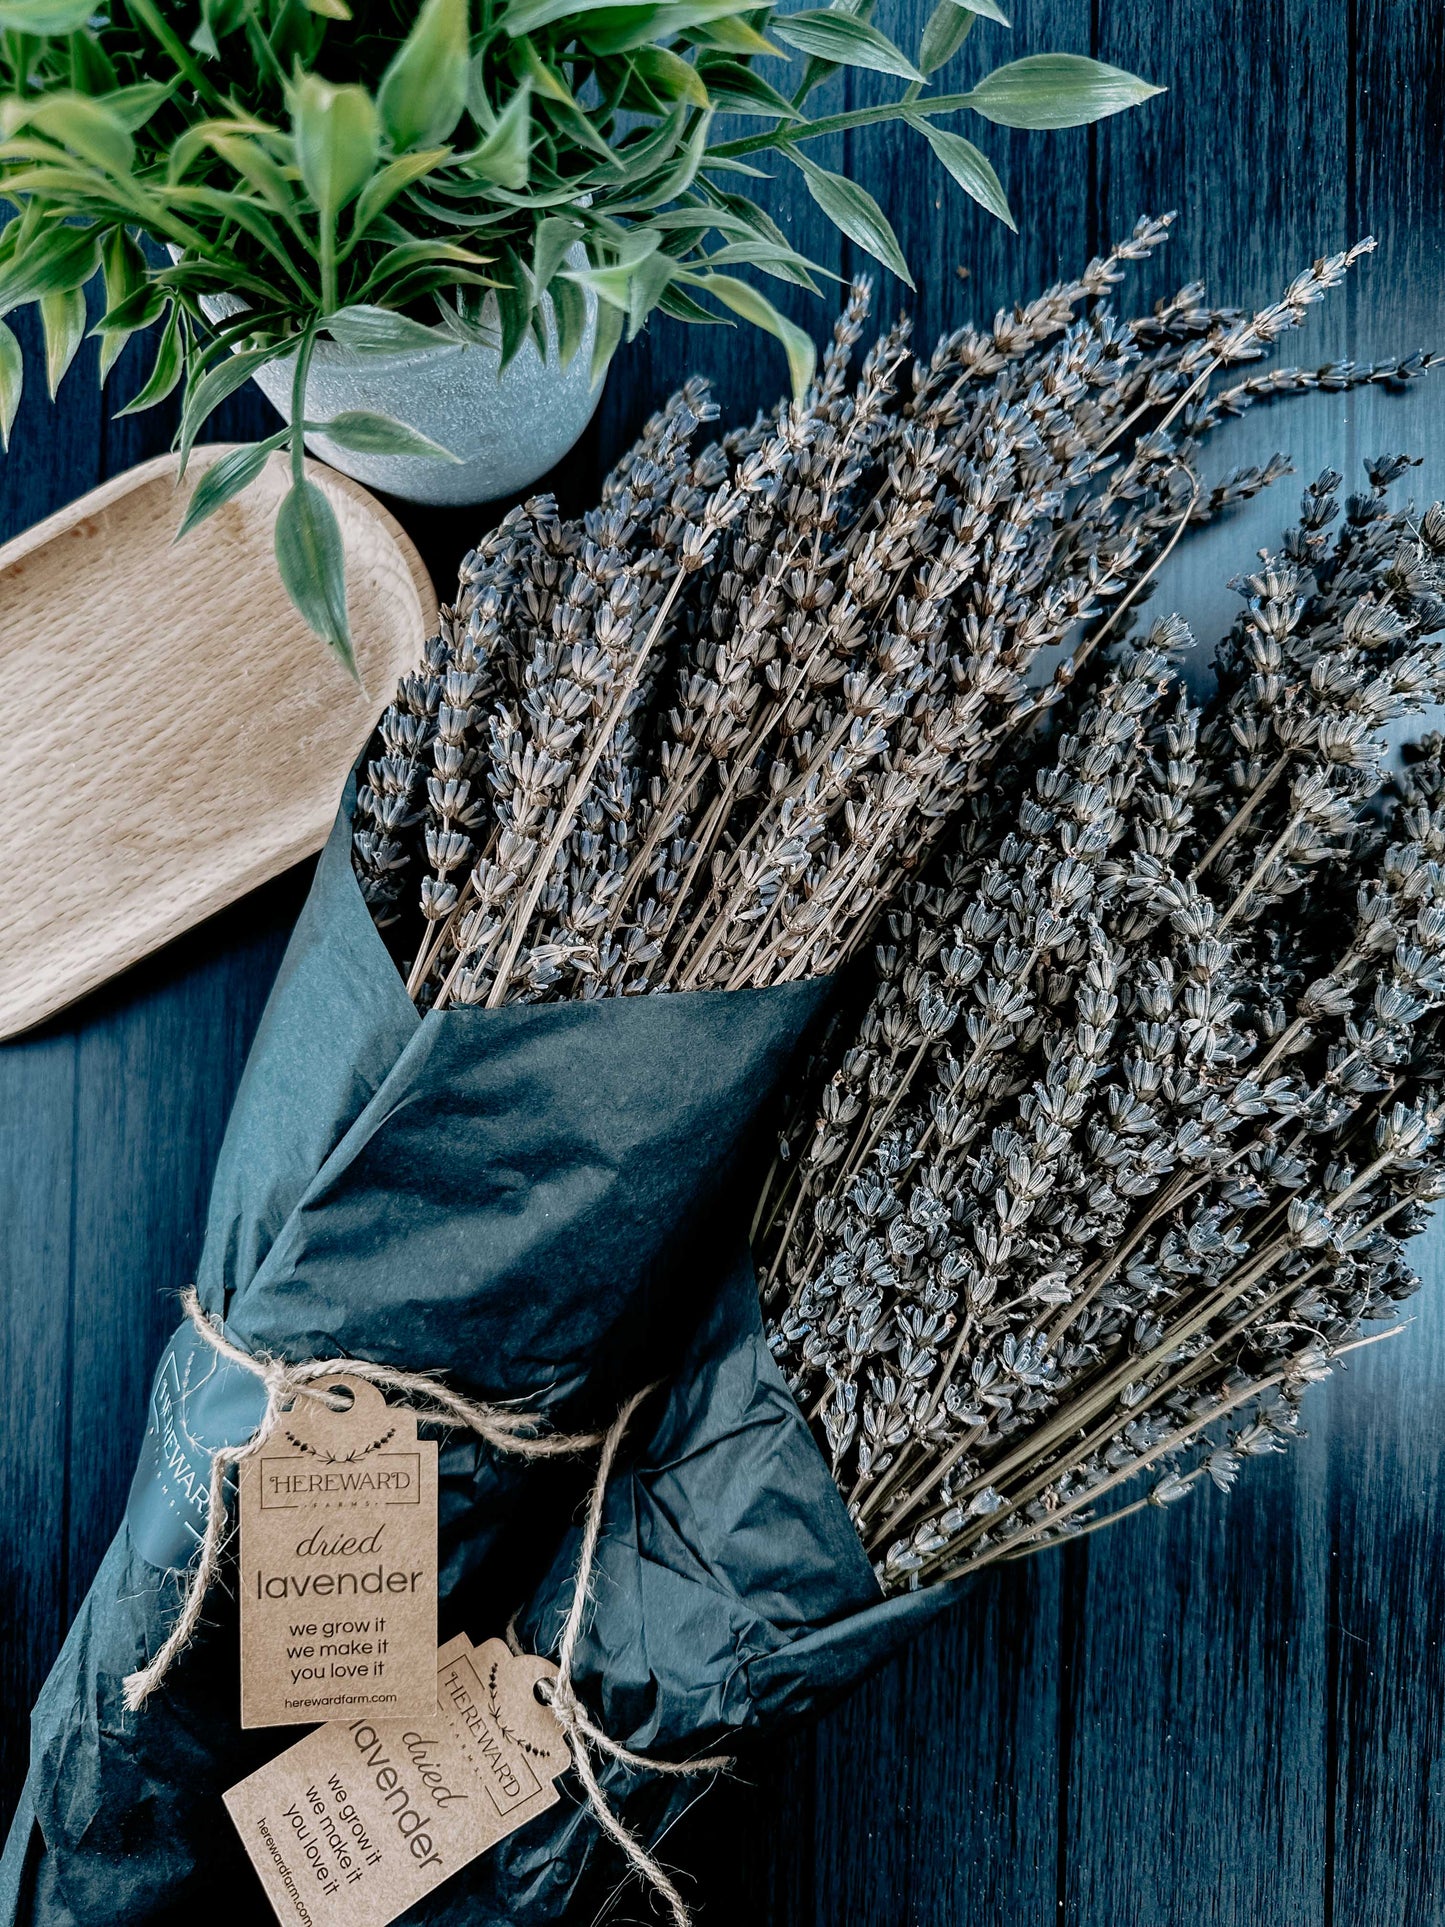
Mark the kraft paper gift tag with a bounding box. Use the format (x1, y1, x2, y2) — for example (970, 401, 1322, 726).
(225, 1636, 569, 1927)
(238, 1374, 438, 1728)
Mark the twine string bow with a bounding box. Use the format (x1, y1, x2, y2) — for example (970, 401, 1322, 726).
(122, 1287, 604, 1713)
(519, 1385, 733, 1927)
(124, 1293, 731, 1927)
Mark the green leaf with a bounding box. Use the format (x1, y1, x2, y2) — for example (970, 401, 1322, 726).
(510, 52, 617, 161)
(378, 0, 469, 151)
(165, 186, 296, 274)
(690, 270, 815, 398)
(508, 0, 756, 44)
(98, 226, 147, 382)
(509, 35, 580, 108)
(461, 80, 531, 189)
(502, 0, 612, 29)
(686, 14, 779, 56)
(770, 9, 923, 83)
(699, 238, 821, 291)
(275, 476, 353, 670)
(101, 80, 173, 133)
(551, 270, 588, 366)
(496, 248, 532, 364)
(206, 133, 298, 220)
(913, 119, 1014, 228)
(177, 339, 289, 465)
(532, 214, 583, 293)
(589, 291, 624, 385)
(99, 227, 145, 311)
(27, 92, 134, 172)
(708, 189, 792, 250)
(696, 56, 798, 118)
(630, 45, 710, 108)
(350, 147, 452, 237)
(697, 151, 771, 177)
(625, 246, 675, 336)
(290, 73, 379, 219)
(40, 285, 87, 397)
(176, 434, 288, 537)
(597, 98, 684, 181)
(305, 0, 353, 16)
(617, 102, 713, 207)
(950, 0, 1008, 21)
(0, 318, 22, 450)
(657, 281, 725, 325)
(918, 0, 974, 76)
(312, 409, 461, 459)
(788, 148, 914, 287)
(93, 281, 165, 334)
(0, 0, 95, 33)
(116, 301, 184, 413)
(354, 238, 490, 304)
(68, 25, 118, 91)
(565, 227, 663, 311)
(0, 221, 100, 314)
(188, 0, 228, 57)
(324, 304, 459, 354)
(964, 53, 1164, 129)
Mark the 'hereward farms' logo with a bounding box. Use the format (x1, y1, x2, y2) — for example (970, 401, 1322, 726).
(125, 1319, 268, 1572)
(149, 1346, 214, 1538)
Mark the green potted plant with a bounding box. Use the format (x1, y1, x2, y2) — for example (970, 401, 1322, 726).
(0, 0, 1158, 667)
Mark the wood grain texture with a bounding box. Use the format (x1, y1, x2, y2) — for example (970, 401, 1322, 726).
(0, 1032, 74, 1806)
(61, 886, 308, 1605)
(1325, 5, 1445, 1922)
(1059, 8, 1347, 1925)
(3, 4, 1445, 1922)
(0, 448, 432, 1039)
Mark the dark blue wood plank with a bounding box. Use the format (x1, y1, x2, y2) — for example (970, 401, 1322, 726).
(0, 284, 105, 1820)
(1058, 3, 1359, 1921)
(1324, 5, 1445, 1918)
(62, 874, 310, 1610)
(1324, 1236, 1445, 1925)
(0, 298, 104, 538)
(0, 1031, 75, 1807)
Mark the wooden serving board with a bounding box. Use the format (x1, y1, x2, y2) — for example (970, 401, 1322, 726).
(0, 446, 432, 1040)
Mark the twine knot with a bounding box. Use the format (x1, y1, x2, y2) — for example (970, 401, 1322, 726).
(122, 1288, 602, 1714)
(123, 1295, 731, 1927)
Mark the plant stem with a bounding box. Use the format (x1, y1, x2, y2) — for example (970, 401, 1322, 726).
(290, 324, 316, 485)
(710, 92, 978, 162)
(320, 215, 338, 319)
(124, 0, 229, 111)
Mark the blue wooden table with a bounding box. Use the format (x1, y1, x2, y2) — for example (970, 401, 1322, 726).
(3, 3, 1443, 1919)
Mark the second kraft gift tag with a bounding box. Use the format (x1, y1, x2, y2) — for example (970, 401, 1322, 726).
(239, 1373, 438, 1728)
(225, 1636, 569, 1927)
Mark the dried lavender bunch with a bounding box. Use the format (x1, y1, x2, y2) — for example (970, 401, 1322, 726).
(761, 466, 1445, 1593)
(355, 221, 1422, 1010)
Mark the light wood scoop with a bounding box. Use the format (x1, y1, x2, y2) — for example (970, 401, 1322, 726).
(0, 446, 432, 1040)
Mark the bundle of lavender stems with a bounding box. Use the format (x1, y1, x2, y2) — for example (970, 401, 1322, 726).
(760, 464, 1445, 1587)
(353, 218, 1445, 1594)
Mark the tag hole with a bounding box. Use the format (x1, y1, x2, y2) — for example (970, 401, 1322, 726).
(534, 1680, 553, 1706)
(324, 1382, 355, 1412)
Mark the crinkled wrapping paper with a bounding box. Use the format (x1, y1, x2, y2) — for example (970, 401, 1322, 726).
(1, 783, 965, 1926)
